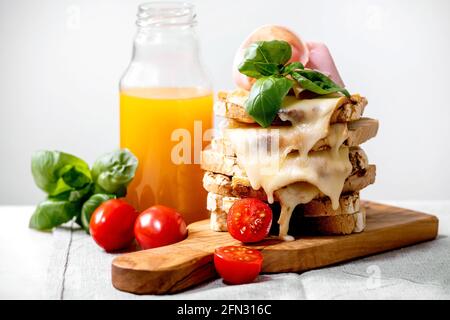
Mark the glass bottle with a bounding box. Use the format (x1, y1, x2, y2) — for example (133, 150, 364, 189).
(120, 1, 213, 224)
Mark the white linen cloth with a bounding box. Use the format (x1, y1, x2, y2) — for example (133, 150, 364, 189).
(45, 201, 450, 300)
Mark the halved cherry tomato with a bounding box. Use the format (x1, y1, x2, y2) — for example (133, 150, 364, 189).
(214, 246, 263, 285)
(89, 199, 139, 252)
(227, 198, 272, 243)
(134, 205, 188, 249)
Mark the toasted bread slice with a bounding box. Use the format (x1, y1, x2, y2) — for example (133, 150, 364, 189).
(303, 192, 360, 217)
(302, 207, 366, 235)
(216, 90, 368, 125)
(210, 210, 228, 232)
(346, 118, 379, 147)
(203, 165, 376, 201)
(202, 146, 368, 178)
(207, 118, 378, 159)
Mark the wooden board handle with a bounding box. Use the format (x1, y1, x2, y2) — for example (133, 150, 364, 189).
(112, 220, 238, 294)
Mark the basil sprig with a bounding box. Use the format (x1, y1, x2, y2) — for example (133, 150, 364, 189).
(30, 149, 138, 231)
(238, 40, 349, 127)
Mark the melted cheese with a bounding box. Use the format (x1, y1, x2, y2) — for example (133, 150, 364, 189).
(278, 95, 343, 158)
(225, 95, 353, 239)
(276, 183, 319, 241)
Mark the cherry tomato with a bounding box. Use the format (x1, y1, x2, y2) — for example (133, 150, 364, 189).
(214, 246, 263, 285)
(227, 198, 272, 243)
(89, 199, 139, 252)
(134, 205, 187, 249)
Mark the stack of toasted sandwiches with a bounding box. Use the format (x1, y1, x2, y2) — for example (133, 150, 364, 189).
(201, 89, 378, 239)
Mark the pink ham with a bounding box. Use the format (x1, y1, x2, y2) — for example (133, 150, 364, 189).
(305, 42, 345, 87)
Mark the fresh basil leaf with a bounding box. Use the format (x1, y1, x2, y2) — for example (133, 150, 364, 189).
(67, 183, 93, 202)
(245, 76, 293, 127)
(91, 149, 138, 196)
(60, 165, 91, 189)
(81, 193, 116, 233)
(291, 69, 350, 97)
(29, 199, 80, 231)
(282, 61, 304, 75)
(31, 151, 92, 198)
(50, 183, 93, 202)
(238, 40, 292, 78)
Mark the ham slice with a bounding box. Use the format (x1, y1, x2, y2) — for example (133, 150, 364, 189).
(305, 42, 345, 87)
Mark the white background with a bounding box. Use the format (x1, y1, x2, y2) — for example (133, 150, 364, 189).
(0, 0, 449, 204)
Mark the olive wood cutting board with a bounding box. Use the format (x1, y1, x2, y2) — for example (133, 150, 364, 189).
(111, 201, 439, 295)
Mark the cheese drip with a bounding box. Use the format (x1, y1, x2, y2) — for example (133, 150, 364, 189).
(276, 183, 319, 241)
(225, 95, 352, 239)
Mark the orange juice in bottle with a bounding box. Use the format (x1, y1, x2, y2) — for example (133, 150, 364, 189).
(120, 3, 213, 224)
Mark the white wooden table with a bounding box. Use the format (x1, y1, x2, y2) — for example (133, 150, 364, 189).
(1, 201, 450, 300)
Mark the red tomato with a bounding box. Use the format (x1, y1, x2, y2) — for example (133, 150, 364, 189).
(214, 246, 263, 284)
(227, 198, 272, 243)
(89, 199, 139, 252)
(134, 205, 187, 249)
